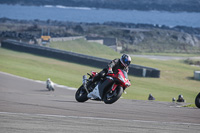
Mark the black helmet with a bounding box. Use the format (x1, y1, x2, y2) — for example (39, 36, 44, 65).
(120, 54, 131, 67)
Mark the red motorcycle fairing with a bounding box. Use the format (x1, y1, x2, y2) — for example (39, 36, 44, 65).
(91, 71, 98, 77)
(107, 69, 131, 88)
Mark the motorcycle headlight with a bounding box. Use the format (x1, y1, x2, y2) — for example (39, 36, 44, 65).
(118, 74, 125, 82)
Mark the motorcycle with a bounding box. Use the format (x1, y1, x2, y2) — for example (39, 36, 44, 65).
(75, 69, 131, 104)
(46, 80, 55, 91)
(195, 92, 200, 108)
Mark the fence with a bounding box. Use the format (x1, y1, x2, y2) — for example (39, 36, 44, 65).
(1, 39, 160, 78)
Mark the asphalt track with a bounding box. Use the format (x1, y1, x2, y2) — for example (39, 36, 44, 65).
(0, 72, 200, 133)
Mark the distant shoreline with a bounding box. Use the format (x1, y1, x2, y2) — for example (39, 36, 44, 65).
(0, 0, 200, 13)
(0, 4, 200, 28)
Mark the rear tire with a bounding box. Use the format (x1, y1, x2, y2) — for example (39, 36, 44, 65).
(75, 85, 88, 102)
(103, 86, 123, 104)
(195, 92, 200, 108)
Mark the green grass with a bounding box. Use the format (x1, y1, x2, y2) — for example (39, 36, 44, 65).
(126, 57, 200, 103)
(1, 42, 200, 104)
(0, 48, 101, 87)
(49, 39, 120, 59)
(130, 52, 200, 57)
(182, 104, 196, 108)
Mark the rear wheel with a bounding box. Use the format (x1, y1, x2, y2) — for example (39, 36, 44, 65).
(103, 86, 123, 104)
(75, 85, 88, 102)
(195, 92, 200, 108)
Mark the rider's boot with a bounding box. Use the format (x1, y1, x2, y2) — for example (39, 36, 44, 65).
(86, 72, 102, 88)
(90, 69, 106, 83)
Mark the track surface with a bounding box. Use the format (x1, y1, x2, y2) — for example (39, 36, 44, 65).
(0, 72, 200, 133)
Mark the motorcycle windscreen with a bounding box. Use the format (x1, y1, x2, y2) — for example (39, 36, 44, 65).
(121, 70, 128, 79)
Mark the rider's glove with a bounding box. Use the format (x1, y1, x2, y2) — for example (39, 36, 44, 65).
(108, 67, 113, 74)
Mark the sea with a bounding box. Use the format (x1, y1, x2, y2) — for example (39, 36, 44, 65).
(0, 4, 200, 28)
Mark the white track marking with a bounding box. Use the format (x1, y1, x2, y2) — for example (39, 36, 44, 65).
(0, 111, 200, 126)
(0, 71, 77, 90)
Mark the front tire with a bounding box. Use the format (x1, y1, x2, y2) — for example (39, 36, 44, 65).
(195, 92, 200, 108)
(103, 86, 123, 104)
(75, 85, 88, 102)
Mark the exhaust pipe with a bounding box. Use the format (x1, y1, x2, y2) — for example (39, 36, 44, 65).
(82, 75, 89, 93)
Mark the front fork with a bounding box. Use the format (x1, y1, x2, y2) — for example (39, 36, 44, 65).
(111, 83, 118, 91)
(111, 83, 127, 94)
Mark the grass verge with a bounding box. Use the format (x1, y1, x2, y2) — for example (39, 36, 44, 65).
(182, 104, 197, 108)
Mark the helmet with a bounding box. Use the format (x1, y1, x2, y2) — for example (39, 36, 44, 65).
(120, 54, 131, 67)
(178, 95, 183, 99)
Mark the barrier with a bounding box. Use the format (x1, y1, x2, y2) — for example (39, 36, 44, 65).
(1, 39, 160, 78)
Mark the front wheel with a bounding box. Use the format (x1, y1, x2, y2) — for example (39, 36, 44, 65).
(195, 92, 200, 108)
(103, 86, 123, 104)
(75, 85, 88, 102)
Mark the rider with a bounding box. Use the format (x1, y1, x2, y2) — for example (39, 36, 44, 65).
(46, 78, 52, 88)
(87, 54, 131, 99)
(46, 78, 54, 91)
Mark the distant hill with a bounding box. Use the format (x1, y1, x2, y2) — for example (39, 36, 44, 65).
(1, 0, 200, 12)
(0, 18, 200, 54)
